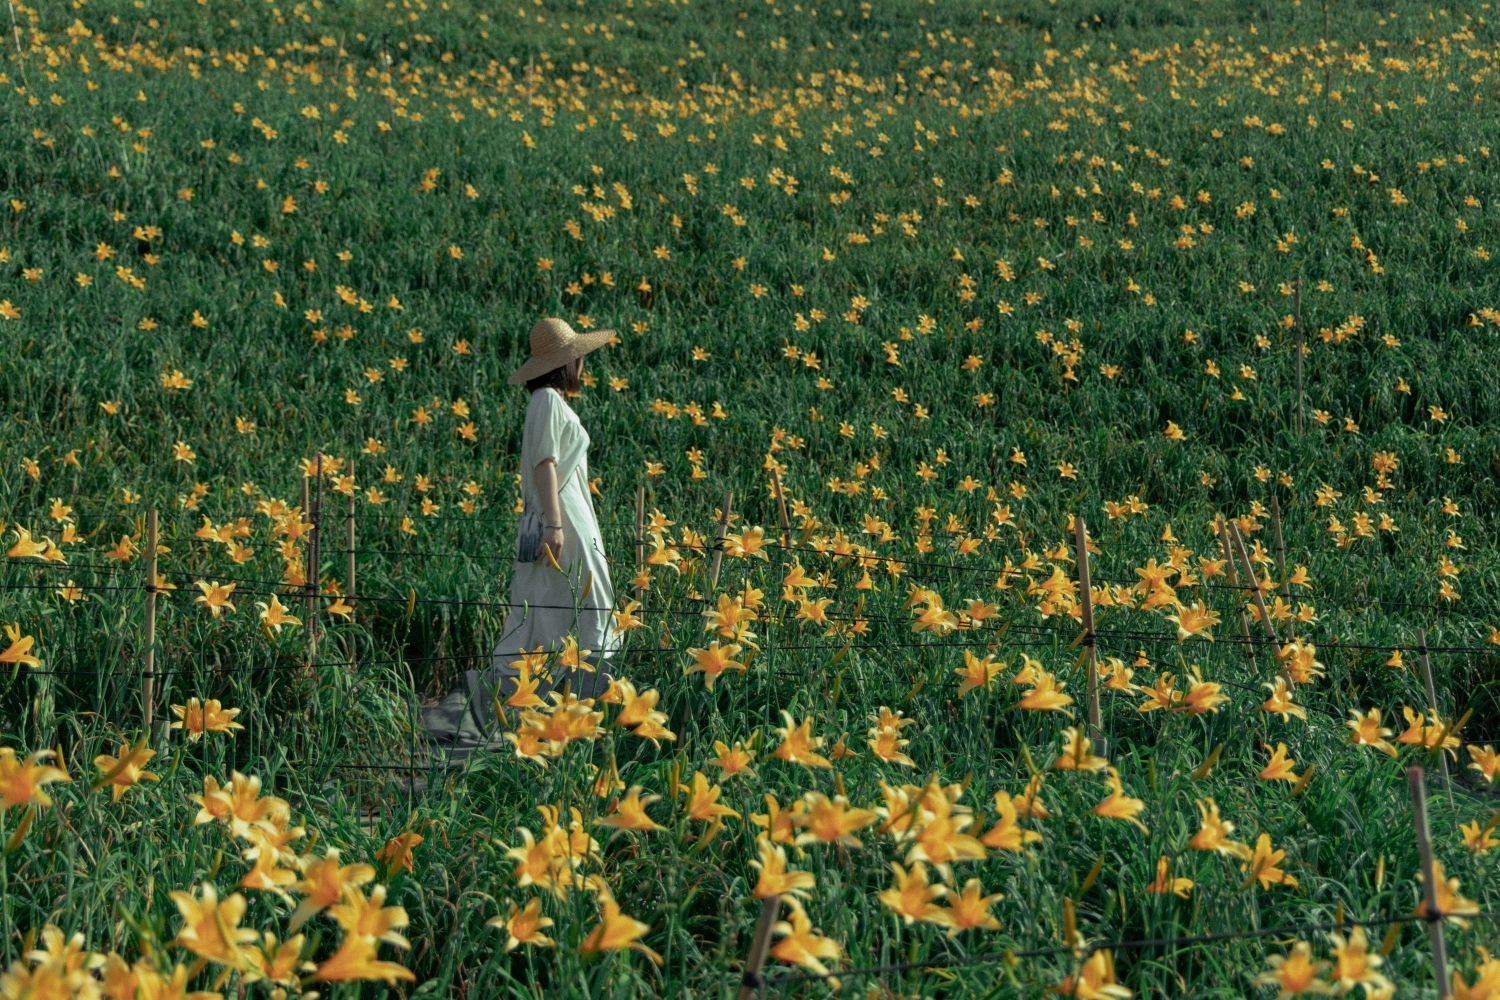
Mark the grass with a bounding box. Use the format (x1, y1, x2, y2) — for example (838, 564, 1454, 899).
(2, 0, 1500, 994)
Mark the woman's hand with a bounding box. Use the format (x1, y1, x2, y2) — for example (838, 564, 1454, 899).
(533, 458, 565, 567)
(536, 523, 566, 567)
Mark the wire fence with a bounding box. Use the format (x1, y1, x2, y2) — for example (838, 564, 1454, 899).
(3, 564, 1499, 660)
(4, 497, 1498, 996)
(753, 910, 1500, 991)
(5, 500, 1499, 626)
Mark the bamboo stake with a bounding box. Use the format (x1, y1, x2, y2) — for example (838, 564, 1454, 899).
(302, 474, 313, 623)
(1416, 630, 1455, 807)
(308, 453, 323, 666)
(634, 485, 646, 604)
(1073, 514, 1105, 756)
(1271, 494, 1294, 641)
(771, 468, 791, 550)
(736, 895, 781, 1000)
(1229, 521, 1283, 661)
(345, 484, 357, 673)
(346, 485, 357, 608)
(142, 509, 158, 730)
(1408, 767, 1452, 999)
(1294, 278, 1305, 436)
(1218, 518, 1258, 672)
(708, 490, 734, 596)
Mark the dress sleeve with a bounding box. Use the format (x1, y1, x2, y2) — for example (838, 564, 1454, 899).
(523, 390, 565, 470)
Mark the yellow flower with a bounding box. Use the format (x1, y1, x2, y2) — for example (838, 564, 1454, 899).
(0, 623, 41, 668)
(709, 740, 755, 779)
(941, 878, 1003, 934)
(1347, 708, 1396, 757)
(313, 935, 416, 984)
(1416, 859, 1481, 925)
(595, 787, 665, 832)
(771, 712, 832, 769)
(193, 580, 238, 618)
(169, 882, 258, 967)
(487, 898, 555, 952)
(374, 831, 424, 876)
(1327, 926, 1390, 997)
(289, 848, 376, 930)
(1254, 942, 1332, 999)
(327, 883, 411, 951)
(1145, 855, 1193, 898)
(1468, 744, 1500, 784)
(1059, 949, 1131, 999)
(795, 792, 877, 848)
(683, 640, 745, 690)
(1450, 950, 1500, 1000)
(1166, 601, 1220, 641)
(769, 898, 841, 982)
(1092, 767, 1148, 833)
(750, 836, 816, 899)
(980, 790, 1042, 852)
(1052, 727, 1109, 773)
(1242, 833, 1299, 890)
(0, 748, 70, 812)
(1259, 743, 1300, 783)
(683, 772, 739, 822)
(1187, 798, 1251, 859)
(878, 861, 948, 926)
(1018, 670, 1075, 715)
(954, 649, 1003, 698)
(579, 894, 661, 965)
(92, 739, 158, 801)
(169, 698, 244, 742)
(254, 594, 301, 633)
(751, 793, 806, 849)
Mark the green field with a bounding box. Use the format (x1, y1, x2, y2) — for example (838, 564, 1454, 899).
(3, 0, 1500, 994)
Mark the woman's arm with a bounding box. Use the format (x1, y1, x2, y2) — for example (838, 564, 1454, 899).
(534, 458, 565, 563)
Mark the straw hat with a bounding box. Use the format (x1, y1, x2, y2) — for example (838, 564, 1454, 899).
(507, 317, 614, 386)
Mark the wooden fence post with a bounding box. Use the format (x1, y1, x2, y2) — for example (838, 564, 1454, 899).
(1073, 514, 1104, 756)
(346, 482, 357, 609)
(736, 895, 781, 1000)
(634, 485, 645, 604)
(708, 490, 733, 597)
(1408, 766, 1452, 999)
(771, 468, 791, 551)
(302, 472, 313, 624)
(1229, 520, 1283, 661)
(142, 509, 158, 730)
(1218, 518, 1257, 672)
(1416, 630, 1455, 806)
(1271, 494, 1294, 641)
(1294, 277, 1305, 436)
(307, 453, 323, 666)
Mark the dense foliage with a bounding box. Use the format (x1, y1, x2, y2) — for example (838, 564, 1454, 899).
(2, 0, 1500, 994)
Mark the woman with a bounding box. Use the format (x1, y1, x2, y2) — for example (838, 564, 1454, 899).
(474, 318, 619, 725)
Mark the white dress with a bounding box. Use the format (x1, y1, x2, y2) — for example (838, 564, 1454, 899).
(492, 388, 618, 682)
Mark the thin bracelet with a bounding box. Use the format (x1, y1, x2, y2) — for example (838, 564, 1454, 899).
(544, 523, 563, 530)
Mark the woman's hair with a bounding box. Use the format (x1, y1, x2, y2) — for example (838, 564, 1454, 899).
(526, 357, 581, 394)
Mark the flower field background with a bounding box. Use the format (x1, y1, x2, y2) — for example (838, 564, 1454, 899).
(3, 0, 1500, 994)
